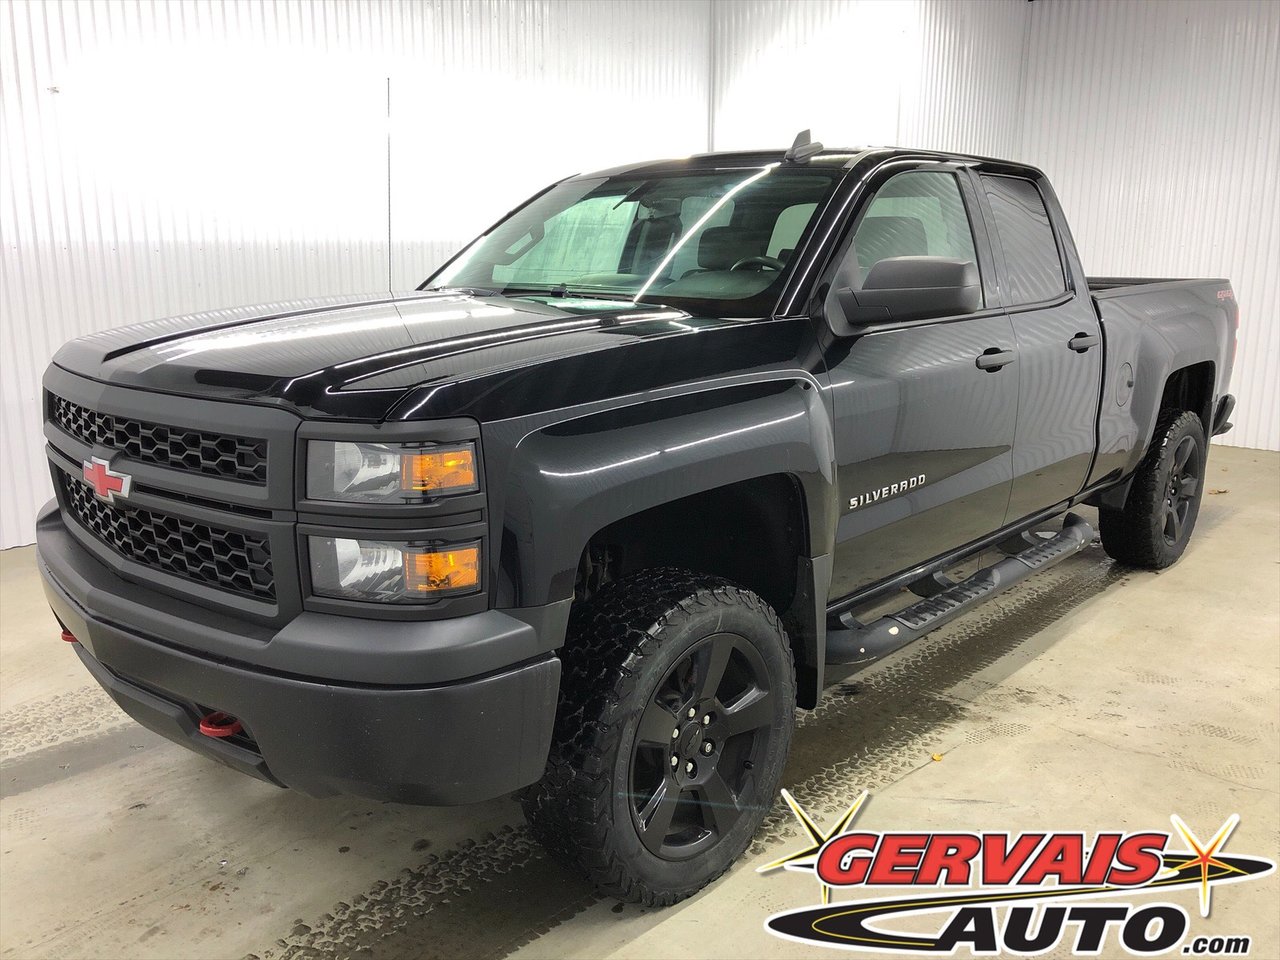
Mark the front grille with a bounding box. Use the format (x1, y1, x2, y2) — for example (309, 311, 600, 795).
(50, 394, 267, 484)
(60, 470, 276, 602)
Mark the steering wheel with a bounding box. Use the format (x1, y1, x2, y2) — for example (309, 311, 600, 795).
(729, 255, 786, 272)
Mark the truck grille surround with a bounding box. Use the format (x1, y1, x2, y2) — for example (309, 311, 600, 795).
(43, 373, 484, 622)
(50, 394, 267, 483)
(59, 468, 276, 601)
(42, 373, 300, 617)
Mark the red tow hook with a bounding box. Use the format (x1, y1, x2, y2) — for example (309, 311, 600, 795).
(60, 629, 78, 643)
(198, 712, 243, 738)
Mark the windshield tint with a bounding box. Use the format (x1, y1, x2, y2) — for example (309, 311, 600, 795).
(428, 165, 840, 316)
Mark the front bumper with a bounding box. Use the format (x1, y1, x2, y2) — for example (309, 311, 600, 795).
(37, 503, 561, 805)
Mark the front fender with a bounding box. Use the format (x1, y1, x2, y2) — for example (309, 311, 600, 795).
(488, 378, 836, 609)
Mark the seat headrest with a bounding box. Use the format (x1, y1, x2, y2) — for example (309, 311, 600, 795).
(697, 227, 742, 271)
(857, 216, 929, 265)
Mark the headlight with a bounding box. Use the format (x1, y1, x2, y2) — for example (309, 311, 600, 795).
(306, 440, 478, 503)
(309, 536, 481, 602)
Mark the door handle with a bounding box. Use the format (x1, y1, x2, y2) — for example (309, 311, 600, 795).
(975, 348, 1016, 371)
(1068, 332, 1100, 353)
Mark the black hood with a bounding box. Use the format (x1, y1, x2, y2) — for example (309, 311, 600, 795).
(52, 291, 787, 421)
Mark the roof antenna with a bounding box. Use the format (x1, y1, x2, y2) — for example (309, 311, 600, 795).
(784, 129, 823, 163)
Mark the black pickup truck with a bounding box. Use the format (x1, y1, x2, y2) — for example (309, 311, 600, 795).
(37, 137, 1237, 905)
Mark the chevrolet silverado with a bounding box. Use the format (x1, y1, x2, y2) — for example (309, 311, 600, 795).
(37, 135, 1238, 905)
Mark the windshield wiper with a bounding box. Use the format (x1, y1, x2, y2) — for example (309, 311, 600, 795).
(423, 284, 503, 297)
(496, 285, 641, 303)
(501, 283, 570, 297)
(427, 283, 642, 305)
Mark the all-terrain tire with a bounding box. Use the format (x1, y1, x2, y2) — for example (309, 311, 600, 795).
(1100, 409, 1207, 569)
(522, 567, 796, 906)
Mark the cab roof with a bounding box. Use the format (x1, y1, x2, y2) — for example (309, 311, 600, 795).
(575, 145, 1022, 181)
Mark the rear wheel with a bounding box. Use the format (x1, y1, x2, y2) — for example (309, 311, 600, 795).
(522, 567, 795, 906)
(1100, 410, 1207, 569)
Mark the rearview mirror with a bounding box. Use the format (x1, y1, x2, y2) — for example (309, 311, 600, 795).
(832, 256, 981, 329)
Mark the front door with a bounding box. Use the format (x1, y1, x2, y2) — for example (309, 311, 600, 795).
(821, 166, 1019, 600)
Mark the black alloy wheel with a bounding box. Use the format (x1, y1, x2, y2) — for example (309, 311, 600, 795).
(630, 631, 776, 860)
(1162, 433, 1201, 546)
(1100, 409, 1208, 569)
(522, 567, 796, 906)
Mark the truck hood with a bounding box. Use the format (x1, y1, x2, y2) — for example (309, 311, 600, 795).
(51, 290, 776, 421)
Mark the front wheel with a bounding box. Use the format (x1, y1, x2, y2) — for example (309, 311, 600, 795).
(522, 568, 796, 906)
(1100, 409, 1207, 569)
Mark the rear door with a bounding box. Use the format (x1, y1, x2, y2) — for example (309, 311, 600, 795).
(974, 171, 1103, 521)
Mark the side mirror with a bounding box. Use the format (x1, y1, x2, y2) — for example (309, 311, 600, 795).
(834, 257, 982, 328)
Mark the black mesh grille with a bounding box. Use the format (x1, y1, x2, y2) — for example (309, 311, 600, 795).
(60, 470, 275, 602)
(50, 395, 267, 484)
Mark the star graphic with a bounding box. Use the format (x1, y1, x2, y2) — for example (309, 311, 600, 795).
(1168, 813, 1241, 917)
(757, 788, 868, 904)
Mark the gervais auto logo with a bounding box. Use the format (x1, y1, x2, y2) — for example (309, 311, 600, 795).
(760, 790, 1273, 956)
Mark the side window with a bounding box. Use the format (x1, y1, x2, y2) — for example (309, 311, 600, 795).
(852, 171, 978, 275)
(980, 176, 1066, 305)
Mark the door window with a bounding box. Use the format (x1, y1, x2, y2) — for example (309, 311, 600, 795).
(980, 176, 1066, 305)
(852, 171, 979, 276)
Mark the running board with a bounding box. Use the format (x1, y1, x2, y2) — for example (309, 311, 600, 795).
(824, 513, 1095, 667)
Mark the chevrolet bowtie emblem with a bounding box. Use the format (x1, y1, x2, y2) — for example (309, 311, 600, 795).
(82, 457, 132, 503)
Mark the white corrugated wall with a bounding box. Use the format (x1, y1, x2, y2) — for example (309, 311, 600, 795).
(387, 0, 712, 288)
(710, 0, 1030, 159)
(0, 0, 711, 547)
(1019, 0, 1279, 452)
(2, 0, 1276, 547)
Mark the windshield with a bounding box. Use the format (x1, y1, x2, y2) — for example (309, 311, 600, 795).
(426, 165, 841, 316)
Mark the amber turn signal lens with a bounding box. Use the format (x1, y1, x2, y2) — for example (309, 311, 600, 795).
(399, 445, 477, 494)
(403, 544, 480, 595)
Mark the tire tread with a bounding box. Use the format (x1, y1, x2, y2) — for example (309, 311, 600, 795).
(1099, 409, 1204, 569)
(522, 567, 794, 907)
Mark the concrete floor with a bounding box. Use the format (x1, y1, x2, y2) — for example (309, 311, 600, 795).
(1, 445, 1277, 960)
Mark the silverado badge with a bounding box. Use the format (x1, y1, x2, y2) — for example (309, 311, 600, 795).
(849, 474, 926, 510)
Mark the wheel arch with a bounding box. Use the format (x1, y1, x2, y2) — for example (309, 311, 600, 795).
(1091, 359, 1216, 511)
(489, 377, 837, 706)
(573, 472, 825, 706)
(1156, 361, 1215, 437)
